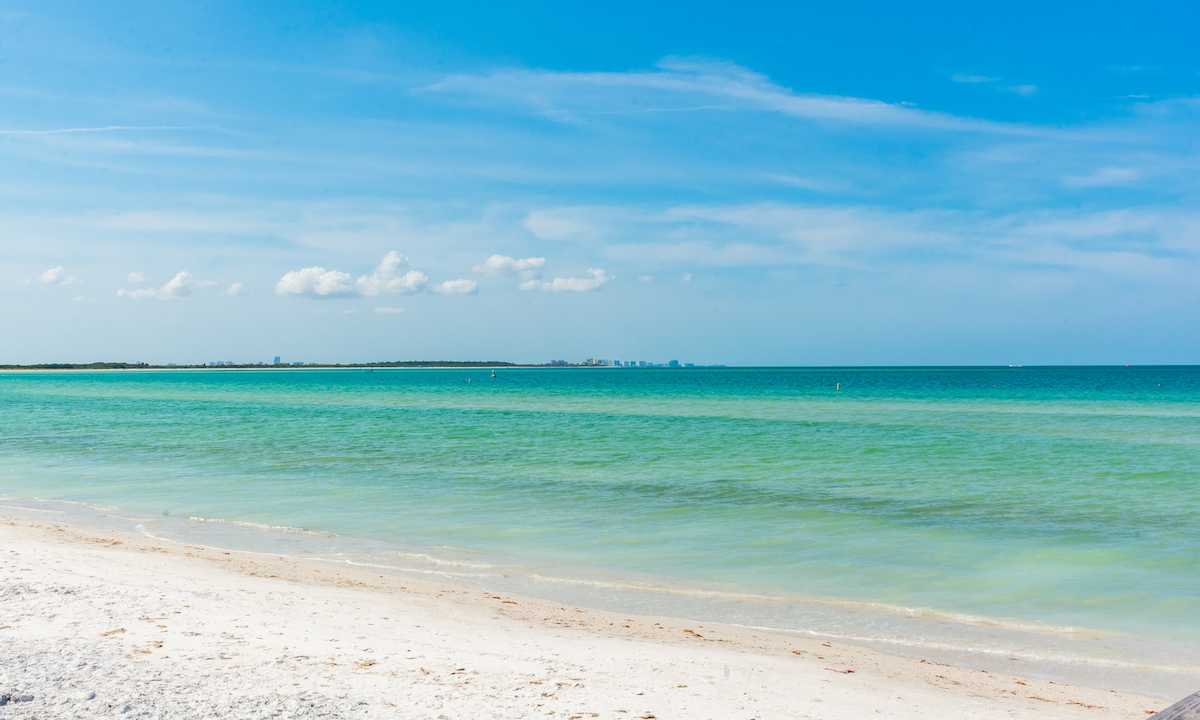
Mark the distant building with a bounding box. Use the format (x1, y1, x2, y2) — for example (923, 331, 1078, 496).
(668, 360, 680, 368)
(684, 363, 694, 368)
(549, 360, 568, 365)
(167, 363, 177, 367)
(292, 362, 304, 366)
(273, 356, 281, 365)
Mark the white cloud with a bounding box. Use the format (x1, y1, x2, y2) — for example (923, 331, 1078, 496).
(126, 271, 150, 284)
(374, 306, 405, 314)
(116, 287, 158, 300)
(356, 251, 428, 295)
(1063, 167, 1140, 188)
(431, 279, 479, 295)
(520, 268, 613, 292)
(162, 271, 215, 299)
(276, 267, 355, 297)
(682, 273, 692, 282)
(278, 252, 431, 299)
(73, 296, 97, 303)
(952, 74, 1000, 83)
(39, 266, 79, 285)
(223, 282, 244, 296)
(119, 271, 215, 300)
(638, 275, 654, 281)
(1007, 85, 1038, 97)
(472, 254, 546, 279)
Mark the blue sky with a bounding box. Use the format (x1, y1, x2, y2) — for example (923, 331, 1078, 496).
(3, 1, 1198, 365)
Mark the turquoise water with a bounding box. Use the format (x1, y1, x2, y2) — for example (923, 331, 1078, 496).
(2, 367, 1198, 696)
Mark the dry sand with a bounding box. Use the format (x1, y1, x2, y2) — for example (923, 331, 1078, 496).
(0, 517, 1169, 719)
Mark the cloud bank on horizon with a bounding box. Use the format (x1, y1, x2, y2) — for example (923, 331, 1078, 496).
(2, 2, 1198, 365)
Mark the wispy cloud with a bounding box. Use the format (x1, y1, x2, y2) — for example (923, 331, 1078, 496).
(223, 282, 244, 296)
(1006, 85, 1038, 97)
(525, 200, 1200, 281)
(374, 306, 405, 314)
(0, 126, 197, 135)
(1063, 167, 1140, 187)
(764, 174, 848, 192)
(520, 268, 613, 291)
(125, 271, 150, 284)
(524, 209, 607, 241)
(952, 74, 1000, 84)
(428, 56, 1045, 135)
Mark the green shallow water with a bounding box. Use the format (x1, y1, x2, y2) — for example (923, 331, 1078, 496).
(2, 366, 1199, 692)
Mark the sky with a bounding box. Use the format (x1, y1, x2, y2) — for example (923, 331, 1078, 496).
(2, 1, 1198, 366)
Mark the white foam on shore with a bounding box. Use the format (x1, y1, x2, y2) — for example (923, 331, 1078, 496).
(185, 516, 338, 537)
(736, 624, 1200, 675)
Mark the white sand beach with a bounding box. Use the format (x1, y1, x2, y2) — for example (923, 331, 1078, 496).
(0, 517, 1169, 719)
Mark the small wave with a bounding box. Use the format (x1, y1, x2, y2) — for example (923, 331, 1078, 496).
(0, 504, 66, 513)
(522, 573, 1090, 639)
(526, 573, 785, 602)
(824, 599, 1087, 638)
(185, 516, 337, 537)
(0, 495, 120, 512)
(377, 552, 496, 569)
(735, 623, 1200, 674)
(324, 557, 506, 579)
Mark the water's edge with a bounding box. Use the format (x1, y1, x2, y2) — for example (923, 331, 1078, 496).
(4, 495, 1196, 701)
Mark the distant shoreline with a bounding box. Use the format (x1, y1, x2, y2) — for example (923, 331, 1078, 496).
(0, 363, 1192, 371)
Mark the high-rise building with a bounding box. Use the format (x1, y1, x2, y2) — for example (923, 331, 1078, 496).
(273, 356, 281, 365)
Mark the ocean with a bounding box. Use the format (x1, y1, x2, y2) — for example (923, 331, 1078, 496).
(2, 366, 1197, 698)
